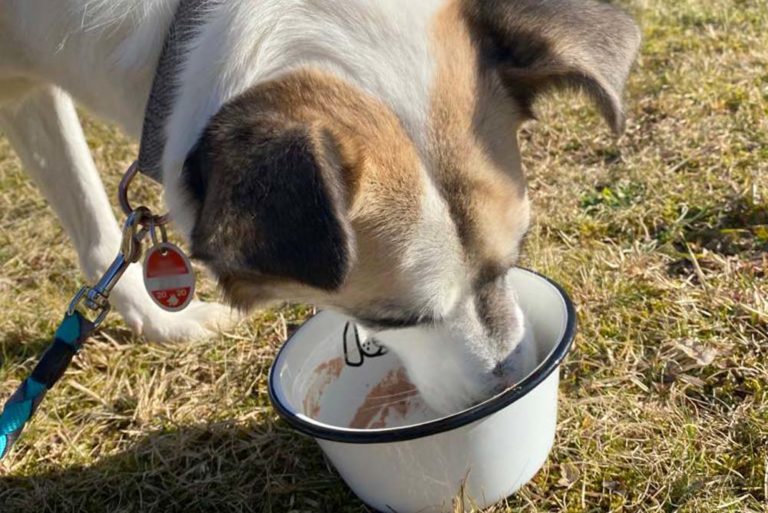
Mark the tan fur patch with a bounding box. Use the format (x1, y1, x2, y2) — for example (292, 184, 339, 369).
(197, 69, 431, 310)
(428, 0, 530, 278)
(246, 70, 423, 228)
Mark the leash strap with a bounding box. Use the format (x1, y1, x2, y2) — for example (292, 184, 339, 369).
(0, 312, 94, 459)
(137, 0, 214, 182)
(0, 211, 149, 462)
(0, 0, 209, 462)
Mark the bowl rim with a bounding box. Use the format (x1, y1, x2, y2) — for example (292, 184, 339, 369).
(268, 269, 577, 444)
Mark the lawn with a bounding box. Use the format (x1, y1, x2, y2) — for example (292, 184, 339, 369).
(0, 0, 766, 511)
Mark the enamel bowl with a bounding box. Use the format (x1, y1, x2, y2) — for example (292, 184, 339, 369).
(268, 269, 576, 512)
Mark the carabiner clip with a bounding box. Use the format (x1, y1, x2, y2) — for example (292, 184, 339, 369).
(118, 161, 170, 226)
(67, 208, 152, 327)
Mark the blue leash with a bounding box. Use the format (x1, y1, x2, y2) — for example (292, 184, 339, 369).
(0, 312, 94, 459)
(0, 208, 151, 462)
(0, 0, 202, 464)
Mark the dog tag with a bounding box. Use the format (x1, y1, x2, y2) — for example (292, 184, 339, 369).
(143, 242, 195, 312)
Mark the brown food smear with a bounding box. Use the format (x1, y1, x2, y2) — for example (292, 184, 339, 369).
(350, 368, 420, 429)
(303, 357, 345, 418)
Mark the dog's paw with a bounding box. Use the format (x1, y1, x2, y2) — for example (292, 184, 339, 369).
(126, 300, 240, 342)
(110, 268, 241, 342)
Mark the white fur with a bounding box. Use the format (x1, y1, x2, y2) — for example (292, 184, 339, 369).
(377, 298, 538, 415)
(2, 0, 447, 286)
(401, 173, 467, 320)
(164, 0, 446, 240)
(0, 85, 235, 341)
(0, 0, 532, 413)
(0, 0, 237, 340)
(2, 0, 176, 135)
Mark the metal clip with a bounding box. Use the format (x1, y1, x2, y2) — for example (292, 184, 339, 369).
(118, 161, 169, 226)
(148, 218, 169, 247)
(67, 208, 152, 327)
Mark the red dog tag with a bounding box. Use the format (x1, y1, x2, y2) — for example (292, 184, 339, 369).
(143, 243, 195, 312)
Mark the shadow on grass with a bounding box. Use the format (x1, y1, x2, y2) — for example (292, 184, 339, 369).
(0, 329, 60, 371)
(0, 325, 135, 372)
(662, 195, 768, 280)
(0, 419, 370, 513)
(660, 195, 768, 256)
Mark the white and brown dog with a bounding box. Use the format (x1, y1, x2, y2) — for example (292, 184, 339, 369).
(0, 0, 640, 415)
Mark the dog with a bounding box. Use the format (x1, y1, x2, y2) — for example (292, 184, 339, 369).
(0, 0, 640, 415)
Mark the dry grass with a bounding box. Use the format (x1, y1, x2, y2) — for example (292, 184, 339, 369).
(1, 0, 767, 511)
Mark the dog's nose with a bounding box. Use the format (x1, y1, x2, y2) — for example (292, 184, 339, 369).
(490, 364, 520, 394)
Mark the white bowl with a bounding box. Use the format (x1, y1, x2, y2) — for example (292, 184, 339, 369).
(268, 268, 576, 512)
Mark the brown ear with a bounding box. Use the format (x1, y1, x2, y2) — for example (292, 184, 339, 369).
(465, 0, 642, 134)
(185, 110, 355, 292)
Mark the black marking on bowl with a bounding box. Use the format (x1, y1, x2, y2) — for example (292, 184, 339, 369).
(343, 322, 387, 368)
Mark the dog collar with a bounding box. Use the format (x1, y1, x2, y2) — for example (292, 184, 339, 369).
(137, 0, 215, 183)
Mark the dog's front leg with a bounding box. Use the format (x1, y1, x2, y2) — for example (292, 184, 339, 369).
(0, 86, 237, 341)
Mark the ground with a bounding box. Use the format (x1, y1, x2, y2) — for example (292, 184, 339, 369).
(0, 0, 766, 511)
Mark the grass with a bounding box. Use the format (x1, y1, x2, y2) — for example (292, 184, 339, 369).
(0, 0, 766, 511)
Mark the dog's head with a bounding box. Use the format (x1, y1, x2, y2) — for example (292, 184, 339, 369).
(174, 0, 640, 415)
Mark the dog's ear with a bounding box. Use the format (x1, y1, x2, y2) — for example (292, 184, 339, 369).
(465, 0, 641, 134)
(185, 112, 355, 292)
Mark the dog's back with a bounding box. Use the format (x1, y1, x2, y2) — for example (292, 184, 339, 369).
(0, 0, 177, 132)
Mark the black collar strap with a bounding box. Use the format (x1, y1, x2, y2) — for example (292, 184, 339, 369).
(137, 0, 215, 183)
